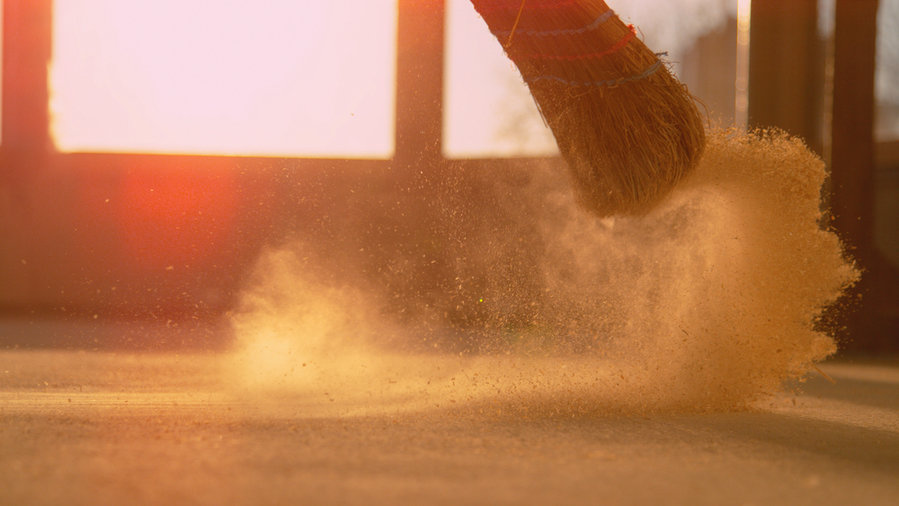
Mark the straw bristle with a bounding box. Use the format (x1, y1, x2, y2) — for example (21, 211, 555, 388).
(471, 0, 706, 216)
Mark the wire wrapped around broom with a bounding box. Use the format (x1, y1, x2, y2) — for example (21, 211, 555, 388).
(470, 0, 706, 216)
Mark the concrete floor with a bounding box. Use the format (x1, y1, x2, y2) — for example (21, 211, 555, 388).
(1, 349, 898, 506)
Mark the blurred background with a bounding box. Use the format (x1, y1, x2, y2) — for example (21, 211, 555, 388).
(0, 0, 896, 352)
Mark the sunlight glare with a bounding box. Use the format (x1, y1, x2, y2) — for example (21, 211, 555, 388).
(735, 0, 751, 129)
(50, 0, 397, 158)
(443, 0, 558, 158)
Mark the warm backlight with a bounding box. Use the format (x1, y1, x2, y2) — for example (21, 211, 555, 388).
(443, 0, 557, 158)
(116, 164, 239, 270)
(49, 0, 397, 158)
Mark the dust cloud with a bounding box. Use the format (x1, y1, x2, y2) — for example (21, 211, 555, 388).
(227, 131, 858, 417)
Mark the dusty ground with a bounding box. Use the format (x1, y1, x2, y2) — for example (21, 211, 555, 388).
(1, 349, 898, 506)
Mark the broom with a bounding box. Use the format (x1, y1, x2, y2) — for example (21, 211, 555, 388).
(469, 0, 706, 216)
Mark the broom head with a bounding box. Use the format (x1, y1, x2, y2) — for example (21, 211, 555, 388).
(470, 0, 706, 216)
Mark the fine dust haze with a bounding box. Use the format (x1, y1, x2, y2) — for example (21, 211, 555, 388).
(227, 131, 858, 418)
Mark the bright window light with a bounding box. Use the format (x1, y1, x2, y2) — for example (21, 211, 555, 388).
(444, 0, 741, 158)
(443, 0, 558, 158)
(876, 0, 899, 140)
(49, 0, 397, 158)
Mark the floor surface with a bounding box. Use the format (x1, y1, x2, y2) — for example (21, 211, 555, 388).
(1, 348, 898, 506)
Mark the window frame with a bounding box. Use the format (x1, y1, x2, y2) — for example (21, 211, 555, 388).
(0, 0, 893, 353)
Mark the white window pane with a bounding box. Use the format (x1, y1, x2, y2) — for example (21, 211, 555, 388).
(615, 0, 737, 72)
(443, 0, 558, 158)
(444, 0, 739, 158)
(50, 0, 397, 158)
(876, 0, 899, 140)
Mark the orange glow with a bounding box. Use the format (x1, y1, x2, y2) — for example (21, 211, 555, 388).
(0, 1, 3, 141)
(49, 1, 397, 158)
(117, 165, 239, 269)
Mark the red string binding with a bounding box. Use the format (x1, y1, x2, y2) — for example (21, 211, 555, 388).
(476, 0, 580, 14)
(516, 24, 636, 61)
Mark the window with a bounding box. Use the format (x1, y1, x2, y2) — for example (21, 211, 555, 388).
(442, 0, 740, 158)
(876, 0, 899, 140)
(49, 0, 397, 158)
(443, 0, 557, 158)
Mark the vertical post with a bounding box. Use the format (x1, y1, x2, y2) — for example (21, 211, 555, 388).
(747, 0, 823, 153)
(830, 0, 877, 261)
(394, 0, 445, 165)
(1, 0, 53, 153)
(830, 0, 893, 350)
